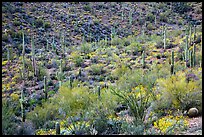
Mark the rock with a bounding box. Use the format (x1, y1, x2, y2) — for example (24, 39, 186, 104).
(188, 107, 199, 118)
(114, 104, 128, 113)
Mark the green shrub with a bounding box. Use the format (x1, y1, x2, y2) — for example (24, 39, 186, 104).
(2, 98, 19, 135)
(154, 70, 202, 112)
(71, 51, 84, 67)
(90, 63, 104, 75)
(83, 4, 91, 11)
(27, 100, 60, 129)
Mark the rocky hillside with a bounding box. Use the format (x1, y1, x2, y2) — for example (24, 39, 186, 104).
(2, 2, 202, 57)
(2, 2, 202, 135)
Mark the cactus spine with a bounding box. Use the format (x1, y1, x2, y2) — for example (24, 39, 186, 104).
(55, 122, 60, 135)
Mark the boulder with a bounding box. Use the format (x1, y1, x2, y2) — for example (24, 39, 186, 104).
(188, 107, 199, 118)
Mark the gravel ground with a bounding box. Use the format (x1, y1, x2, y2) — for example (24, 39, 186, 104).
(179, 116, 202, 135)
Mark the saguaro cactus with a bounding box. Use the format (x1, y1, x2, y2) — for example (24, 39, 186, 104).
(193, 25, 196, 42)
(192, 44, 196, 67)
(22, 31, 26, 80)
(69, 76, 73, 89)
(129, 10, 133, 25)
(185, 32, 189, 61)
(44, 76, 47, 100)
(97, 86, 101, 99)
(170, 50, 174, 75)
(31, 36, 37, 77)
(163, 25, 166, 50)
(20, 88, 26, 122)
(55, 122, 60, 135)
(189, 24, 192, 46)
(142, 51, 145, 68)
(7, 46, 10, 70)
(189, 50, 193, 68)
(46, 38, 49, 51)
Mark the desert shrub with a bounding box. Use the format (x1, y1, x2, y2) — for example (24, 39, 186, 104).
(146, 13, 155, 22)
(56, 86, 97, 116)
(111, 62, 130, 79)
(27, 100, 60, 129)
(120, 120, 145, 135)
(80, 43, 92, 54)
(147, 23, 154, 31)
(71, 51, 84, 67)
(2, 98, 19, 135)
(43, 22, 51, 29)
(90, 63, 104, 75)
(83, 4, 91, 11)
(159, 13, 168, 23)
(154, 70, 202, 112)
(35, 18, 44, 28)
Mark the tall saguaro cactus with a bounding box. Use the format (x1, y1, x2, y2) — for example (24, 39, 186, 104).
(170, 50, 174, 75)
(7, 46, 10, 70)
(31, 36, 37, 77)
(22, 31, 26, 80)
(20, 88, 26, 122)
(192, 44, 196, 67)
(189, 24, 192, 46)
(44, 76, 47, 100)
(97, 86, 101, 99)
(163, 25, 166, 50)
(142, 51, 145, 68)
(55, 122, 60, 135)
(193, 25, 196, 42)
